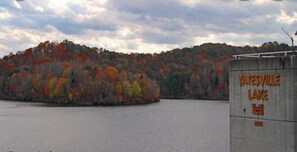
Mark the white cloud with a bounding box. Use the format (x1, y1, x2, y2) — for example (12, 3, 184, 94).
(0, 25, 57, 52)
(179, 0, 203, 6)
(12, 1, 22, 9)
(47, 0, 74, 17)
(0, 8, 13, 20)
(0, 44, 9, 50)
(276, 10, 297, 25)
(194, 32, 283, 46)
(34, 5, 44, 12)
(117, 27, 134, 38)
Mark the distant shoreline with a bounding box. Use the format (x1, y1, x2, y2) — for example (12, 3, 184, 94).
(0, 97, 230, 107)
(161, 96, 229, 101)
(0, 97, 160, 107)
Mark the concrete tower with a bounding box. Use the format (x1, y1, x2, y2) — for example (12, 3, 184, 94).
(230, 51, 297, 152)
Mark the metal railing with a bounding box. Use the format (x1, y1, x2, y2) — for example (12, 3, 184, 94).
(233, 51, 296, 59)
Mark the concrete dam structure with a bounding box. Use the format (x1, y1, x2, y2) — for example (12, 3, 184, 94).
(230, 51, 297, 152)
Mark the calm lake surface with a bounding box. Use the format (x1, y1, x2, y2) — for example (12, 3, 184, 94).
(0, 99, 229, 152)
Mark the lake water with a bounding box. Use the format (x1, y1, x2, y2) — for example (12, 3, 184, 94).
(0, 99, 229, 152)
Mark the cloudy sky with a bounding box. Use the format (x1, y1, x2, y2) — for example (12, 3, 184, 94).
(0, 0, 296, 57)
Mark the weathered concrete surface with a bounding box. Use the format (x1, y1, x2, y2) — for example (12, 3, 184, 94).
(230, 56, 297, 152)
(231, 117, 295, 152)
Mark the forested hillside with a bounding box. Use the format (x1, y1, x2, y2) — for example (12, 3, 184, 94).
(0, 40, 292, 104)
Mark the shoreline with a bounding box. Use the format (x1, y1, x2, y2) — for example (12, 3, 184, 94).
(0, 97, 161, 107)
(0, 97, 229, 107)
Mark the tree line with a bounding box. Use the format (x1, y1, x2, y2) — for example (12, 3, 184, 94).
(0, 40, 292, 104)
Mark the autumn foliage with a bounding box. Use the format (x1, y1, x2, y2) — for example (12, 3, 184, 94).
(0, 40, 290, 104)
(0, 40, 160, 105)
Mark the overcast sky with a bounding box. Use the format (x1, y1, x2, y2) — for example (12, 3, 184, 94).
(0, 0, 296, 57)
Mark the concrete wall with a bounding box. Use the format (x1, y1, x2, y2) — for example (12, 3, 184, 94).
(230, 56, 297, 152)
